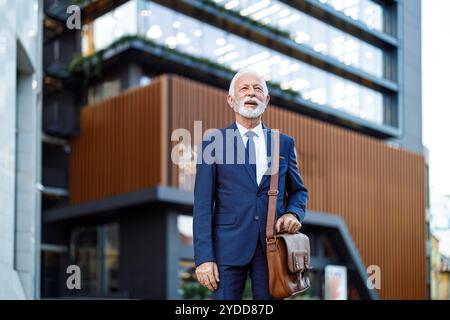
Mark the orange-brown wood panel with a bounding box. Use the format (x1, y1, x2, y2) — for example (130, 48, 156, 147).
(70, 76, 167, 204)
(70, 74, 426, 299)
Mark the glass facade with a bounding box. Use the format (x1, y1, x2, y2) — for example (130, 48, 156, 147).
(317, 0, 383, 31)
(82, 0, 385, 125)
(212, 0, 383, 77)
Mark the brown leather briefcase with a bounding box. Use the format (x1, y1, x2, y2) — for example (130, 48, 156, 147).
(266, 130, 311, 299)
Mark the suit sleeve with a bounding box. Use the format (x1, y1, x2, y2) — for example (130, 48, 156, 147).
(284, 137, 309, 223)
(193, 139, 216, 267)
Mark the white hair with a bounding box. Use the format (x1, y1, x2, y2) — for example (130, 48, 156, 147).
(228, 69, 269, 98)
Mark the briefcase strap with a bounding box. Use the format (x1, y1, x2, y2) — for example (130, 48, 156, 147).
(266, 130, 280, 242)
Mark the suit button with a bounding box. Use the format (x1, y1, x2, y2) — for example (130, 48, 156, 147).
(255, 216, 259, 221)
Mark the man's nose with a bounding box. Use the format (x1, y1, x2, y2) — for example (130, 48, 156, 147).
(247, 88, 256, 97)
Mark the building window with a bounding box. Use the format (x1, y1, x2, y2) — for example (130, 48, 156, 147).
(70, 223, 120, 296)
(88, 78, 121, 104)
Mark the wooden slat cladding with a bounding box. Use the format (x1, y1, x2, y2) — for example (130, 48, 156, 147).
(70, 75, 169, 204)
(170, 75, 426, 300)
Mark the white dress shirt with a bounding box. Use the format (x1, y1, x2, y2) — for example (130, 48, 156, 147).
(235, 121, 268, 186)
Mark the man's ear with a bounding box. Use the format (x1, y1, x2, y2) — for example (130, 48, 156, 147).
(227, 95, 234, 109)
(265, 95, 270, 106)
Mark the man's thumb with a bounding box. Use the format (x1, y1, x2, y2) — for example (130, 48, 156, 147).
(213, 263, 220, 282)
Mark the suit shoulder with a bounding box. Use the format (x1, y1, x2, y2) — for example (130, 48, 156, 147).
(279, 132, 295, 145)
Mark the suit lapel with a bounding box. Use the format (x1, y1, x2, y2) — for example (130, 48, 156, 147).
(259, 123, 272, 189)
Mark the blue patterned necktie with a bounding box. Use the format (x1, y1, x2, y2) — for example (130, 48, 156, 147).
(245, 131, 257, 182)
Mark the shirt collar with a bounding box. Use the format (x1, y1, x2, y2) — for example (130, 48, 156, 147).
(235, 121, 263, 138)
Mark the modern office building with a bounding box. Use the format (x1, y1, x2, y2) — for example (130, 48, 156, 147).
(40, 0, 425, 299)
(0, 0, 43, 299)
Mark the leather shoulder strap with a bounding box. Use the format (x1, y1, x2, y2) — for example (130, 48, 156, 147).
(266, 130, 280, 241)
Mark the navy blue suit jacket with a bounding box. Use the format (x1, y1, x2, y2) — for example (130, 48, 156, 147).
(193, 122, 308, 267)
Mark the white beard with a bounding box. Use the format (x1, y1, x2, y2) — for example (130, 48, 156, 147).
(232, 96, 267, 119)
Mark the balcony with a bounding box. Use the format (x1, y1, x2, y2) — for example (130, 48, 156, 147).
(44, 31, 80, 78)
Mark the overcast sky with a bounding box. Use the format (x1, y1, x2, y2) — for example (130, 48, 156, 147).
(422, 0, 450, 198)
(422, 0, 450, 255)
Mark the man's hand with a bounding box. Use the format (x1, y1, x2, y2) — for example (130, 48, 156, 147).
(276, 213, 302, 234)
(195, 261, 220, 291)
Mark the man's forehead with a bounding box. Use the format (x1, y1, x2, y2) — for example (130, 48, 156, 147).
(236, 74, 263, 86)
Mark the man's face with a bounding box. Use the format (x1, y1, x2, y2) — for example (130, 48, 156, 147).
(228, 73, 270, 119)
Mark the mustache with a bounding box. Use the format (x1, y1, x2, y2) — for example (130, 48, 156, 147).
(242, 96, 263, 104)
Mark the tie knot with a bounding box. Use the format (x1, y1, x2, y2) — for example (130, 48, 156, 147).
(245, 131, 257, 139)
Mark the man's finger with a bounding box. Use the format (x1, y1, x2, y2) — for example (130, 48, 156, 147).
(213, 263, 220, 283)
(201, 275, 213, 291)
(287, 224, 294, 233)
(196, 271, 202, 284)
(284, 219, 292, 232)
(197, 274, 204, 286)
(285, 219, 294, 233)
(197, 271, 208, 288)
(290, 223, 298, 233)
(276, 218, 283, 233)
(206, 273, 218, 291)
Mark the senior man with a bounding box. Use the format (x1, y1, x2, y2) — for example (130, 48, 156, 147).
(193, 69, 309, 300)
